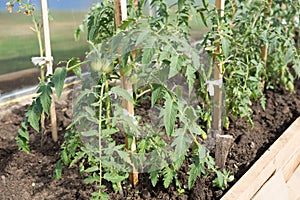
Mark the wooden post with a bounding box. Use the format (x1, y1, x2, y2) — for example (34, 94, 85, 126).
(212, 0, 225, 133)
(40, 0, 58, 142)
(213, 0, 233, 169)
(114, 0, 138, 186)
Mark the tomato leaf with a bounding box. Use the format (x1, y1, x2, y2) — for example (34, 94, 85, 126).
(163, 93, 177, 137)
(26, 101, 42, 132)
(163, 166, 174, 188)
(111, 86, 135, 105)
(84, 166, 99, 173)
(149, 170, 159, 187)
(103, 172, 128, 183)
(38, 82, 52, 115)
(53, 67, 67, 99)
(221, 37, 230, 58)
(151, 84, 164, 107)
(54, 160, 62, 179)
(171, 128, 192, 159)
(188, 163, 200, 189)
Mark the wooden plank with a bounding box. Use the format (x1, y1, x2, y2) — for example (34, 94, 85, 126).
(287, 164, 300, 198)
(281, 146, 300, 181)
(221, 117, 300, 200)
(222, 158, 276, 200)
(273, 119, 300, 180)
(252, 170, 289, 200)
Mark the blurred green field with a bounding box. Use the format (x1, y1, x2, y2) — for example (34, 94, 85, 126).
(0, 10, 209, 75)
(0, 11, 89, 75)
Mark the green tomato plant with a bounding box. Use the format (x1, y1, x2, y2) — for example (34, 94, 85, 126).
(54, 0, 233, 198)
(202, 0, 299, 126)
(13, 0, 299, 199)
(5, 0, 62, 149)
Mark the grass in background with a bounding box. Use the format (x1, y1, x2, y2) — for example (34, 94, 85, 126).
(0, 10, 209, 75)
(0, 11, 88, 75)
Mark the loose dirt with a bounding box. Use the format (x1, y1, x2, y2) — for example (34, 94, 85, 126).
(0, 79, 300, 199)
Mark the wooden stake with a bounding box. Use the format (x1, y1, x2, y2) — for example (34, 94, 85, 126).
(213, 0, 233, 168)
(40, 0, 58, 142)
(114, 0, 138, 186)
(212, 0, 225, 132)
(215, 134, 233, 168)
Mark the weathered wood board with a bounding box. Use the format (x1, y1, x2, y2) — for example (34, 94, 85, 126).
(221, 117, 300, 200)
(287, 164, 300, 199)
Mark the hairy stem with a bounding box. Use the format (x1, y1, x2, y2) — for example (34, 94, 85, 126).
(32, 14, 47, 139)
(98, 79, 106, 189)
(105, 76, 111, 128)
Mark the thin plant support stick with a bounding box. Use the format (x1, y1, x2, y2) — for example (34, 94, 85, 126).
(114, 0, 138, 186)
(41, 0, 58, 142)
(213, 0, 233, 169)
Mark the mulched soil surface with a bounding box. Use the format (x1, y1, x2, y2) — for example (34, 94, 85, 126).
(0, 79, 300, 200)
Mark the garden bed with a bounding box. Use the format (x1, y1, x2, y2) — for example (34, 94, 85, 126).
(0, 79, 300, 200)
(222, 117, 300, 200)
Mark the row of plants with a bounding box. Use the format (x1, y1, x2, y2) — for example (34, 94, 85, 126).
(7, 0, 299, 199)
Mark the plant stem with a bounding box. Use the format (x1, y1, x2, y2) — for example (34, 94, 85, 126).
(136, 89, 151, 100)
(117, 182, 124, 196)
(98, 79, 106, 189)
(32, 15, 44, 59)
(105, 75, 111, 128)
(32, 14, 46, 139)
(66, 60, 89, 73)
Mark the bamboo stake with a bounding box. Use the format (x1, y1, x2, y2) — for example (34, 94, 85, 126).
(40, 0, 58, 142)
(213, 0, 233, 169)
(114, 0, 138, 186)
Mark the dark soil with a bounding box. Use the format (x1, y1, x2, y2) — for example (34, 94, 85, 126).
(1, 79, 300, 200)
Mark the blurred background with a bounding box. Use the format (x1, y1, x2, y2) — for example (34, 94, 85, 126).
(0, 0, 100, 95)
(0, 0, 208, 97)
(0, 0, 100, 75)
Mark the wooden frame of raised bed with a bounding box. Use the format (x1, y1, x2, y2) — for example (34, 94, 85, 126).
(222, 117, 300, 200)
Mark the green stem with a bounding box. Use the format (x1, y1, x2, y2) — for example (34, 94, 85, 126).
(32, 15, 43, 59)
(135, 89, 151, 100)
(98, 79, 106, 189)
(117, 182, 124, 196)
(32, 14, 46, 138)
(31, 15, 45, 81)
(105, 76, 111, 127)
(66, 60, 89, 73)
